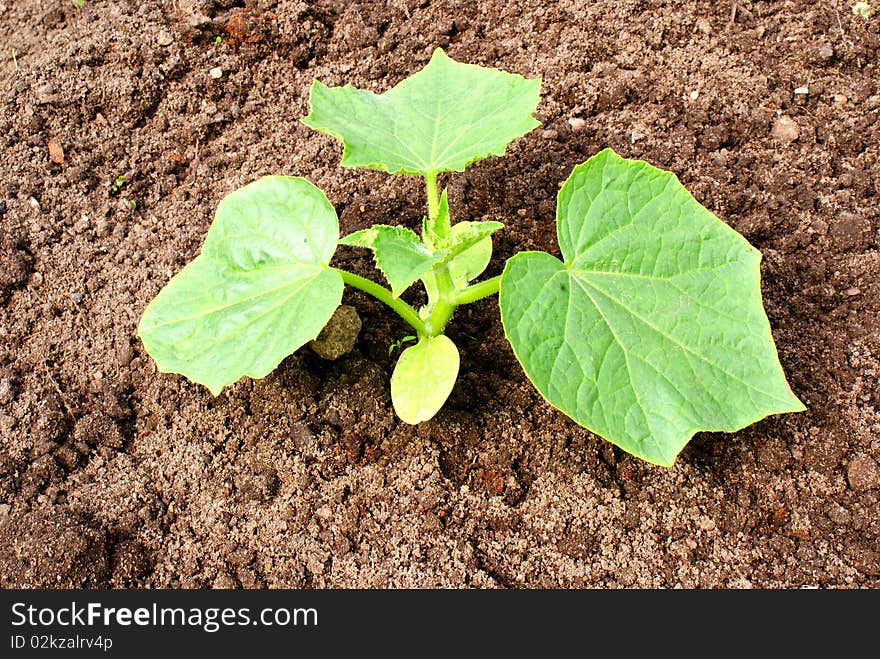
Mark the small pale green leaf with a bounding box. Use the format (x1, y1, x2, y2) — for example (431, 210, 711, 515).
(438, 220, 503, 279)
(301, 48, 541, 176)
(500, 149, 805, 467)
(138, 176, 343, 395)
(340, 224, 439, 297)
(423, 220, 503, 299)
(391, 335, 460, 424)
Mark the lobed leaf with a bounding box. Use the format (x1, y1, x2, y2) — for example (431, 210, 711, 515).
(500, 149, 805, 467)
(138, 177, 343, 395)
(340, 225, 440, 297)
(301, 48, 541, 176)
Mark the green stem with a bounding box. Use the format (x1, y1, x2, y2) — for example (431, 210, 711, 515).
(426, 172, 439, 221)
(424, 266, 457, 336)
(335, 269, 426, 336)
(455, 275, 501, 305)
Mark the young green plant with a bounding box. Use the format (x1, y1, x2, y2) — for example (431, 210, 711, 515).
(138, 48, 804, 466)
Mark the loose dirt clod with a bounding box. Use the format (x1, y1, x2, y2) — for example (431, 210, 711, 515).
(0, 232, 33, 300)
(0, 507, 110, 588)
(847, 456, 880, 492)
(309, 305, 362, 360)
(156, 30, 173, 47)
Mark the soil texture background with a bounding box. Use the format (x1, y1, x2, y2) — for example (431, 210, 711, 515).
(1, 0, 878, 588)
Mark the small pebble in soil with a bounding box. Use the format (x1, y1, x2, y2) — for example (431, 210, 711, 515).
(117, 344, 135, 366)
(70, 292, 84, 304)
(209, 66, 223, 79)
(0, 379, 14, 405)
(213, 573, 240, 589)
(794, 86, 809, 96)
(309, 305, 362, 360)
(49, 140, 67, 168)
(34, 83, 57, 105)
(541, 129, 558, 140)
(847, 455, 880, 492)
(771, 115, 799, 143)
(818, 44, 834, 60)
(568, 117, 586, 131)
(157, 30, 173, 47)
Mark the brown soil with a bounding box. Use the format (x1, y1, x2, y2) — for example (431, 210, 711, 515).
(1, 0, 878, 589)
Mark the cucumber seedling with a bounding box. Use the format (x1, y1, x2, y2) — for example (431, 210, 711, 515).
(138, 49, 804, 466)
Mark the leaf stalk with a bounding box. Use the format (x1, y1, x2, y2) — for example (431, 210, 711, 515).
(335, 269, 426, 336)
(424, 266, 458, 336)
(455, 275, 501, 305)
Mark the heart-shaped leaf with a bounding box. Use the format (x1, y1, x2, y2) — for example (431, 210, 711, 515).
(500, 149, 804, 466)
(391, 335, 460, 424)
(138, 176, 343, 395)
(301, 48, 541, 176)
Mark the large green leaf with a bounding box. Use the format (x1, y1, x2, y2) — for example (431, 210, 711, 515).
(138, 177, 343, 395)
(340, 225, 439, 297)
(500, 149, 805, 467)
(301, 48, 541, 176)
(391, 335, 460, 424)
